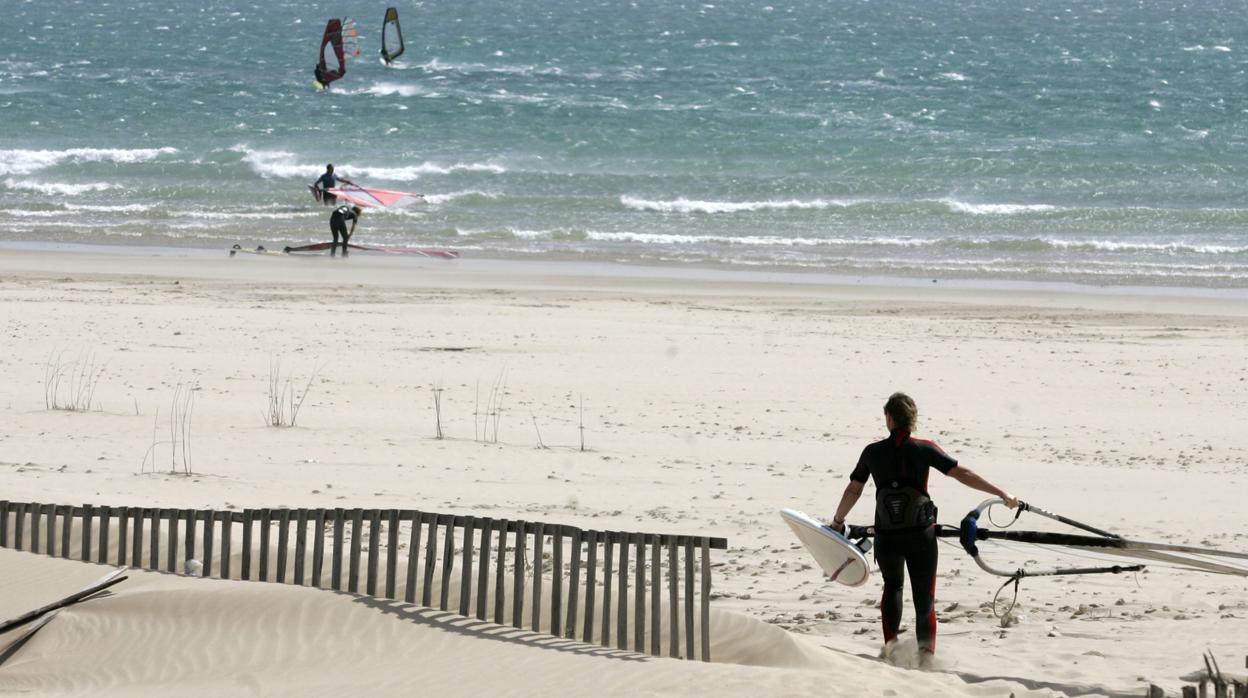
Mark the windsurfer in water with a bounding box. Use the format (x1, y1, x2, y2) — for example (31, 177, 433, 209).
(329, 204, 362, 257)
(312, 164, 355, 205)
(829, 392, 1018, 668)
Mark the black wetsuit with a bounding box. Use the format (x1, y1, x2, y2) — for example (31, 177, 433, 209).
(329, 205, 359, 256)
(851, 430, 957, 654)
(315, 172, 341, 205)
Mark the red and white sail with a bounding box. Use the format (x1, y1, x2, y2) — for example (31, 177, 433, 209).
(327, 185, 425, 208)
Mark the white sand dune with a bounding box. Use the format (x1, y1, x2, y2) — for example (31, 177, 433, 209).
(0, 550, 1063, 697)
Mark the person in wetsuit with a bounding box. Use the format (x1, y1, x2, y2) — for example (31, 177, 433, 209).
(829, 392, 1018, 666)
(329, 205, 362, 257)
(312, 164, 355, 205)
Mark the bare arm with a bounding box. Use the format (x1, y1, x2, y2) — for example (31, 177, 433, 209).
(830, 479, 866, 533)
(947, 466, 1018, 508)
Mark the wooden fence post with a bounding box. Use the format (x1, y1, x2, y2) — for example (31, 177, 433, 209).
(148, 509, 160, 569)
(422, 515, 438, 607)
(404, 512, 421, 604)
(0, 500, 8, 548)
(164, 508, 176, 572)
(348, 508, 364, 594)
(241, 509, 254, 580)
(221, 510, 233, 579)
(331, 508, 345, 591)
(97, 506, 110, 564)
(684, 538, 695, 660)
(512, 521, 526, 628)
(532, 523, 544, 633)
(312, 509, 326, 589)
(669, 538, 680, 658)
(493, 521, 507, 625)
(701, 537, 711, 662)
(46, 504, 57, 557)
(551, 527, 563, 638)
(583, 530, 597, 644)
(566, 529, 581, 639)
(63, 505, 76, 560)
(617, 533, 629, 650)
(28, 502, 40, 555)
(385, 509, 399, 599)
(602, 534, 613, 646)
(130, 508, 143, 566)
(650, 536, 661, 656)
(81, 504, 94, 564)
(459, 516, 475, 617)
(635, 533, 645, 653)
(201, 510, 215, 577)
(366, 509, 381, 596)
(259, 508, 272, 582)
(181, 508, 195, 565)
(277, 509, 292, 584)
(440, 515, 455, 611)
(295, 509, 309, 586)
(116, 506, 127, 565)
(476, 518, 492, 621)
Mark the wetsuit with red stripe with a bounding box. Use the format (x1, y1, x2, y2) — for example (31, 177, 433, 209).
(850, 430, 957, 654)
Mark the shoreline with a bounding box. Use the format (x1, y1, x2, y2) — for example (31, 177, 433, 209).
(4, 240, 1248, 310)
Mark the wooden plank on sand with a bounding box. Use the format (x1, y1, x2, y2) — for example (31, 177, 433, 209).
(583, 530, 597, 644)
(331, 508, 345, 591)
(366, 509, 381, 596)
(531, 523, 544, 633)
(422, 515, 437, 607)
(440, 516, 455, 611)
(294, 509, 308, 586)
(494, 521, 506, 625)
(565, 529, 581, 639)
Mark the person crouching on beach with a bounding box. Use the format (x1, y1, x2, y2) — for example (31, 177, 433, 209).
(330, 205, 361, 257)
(828, 392, 1019, 667)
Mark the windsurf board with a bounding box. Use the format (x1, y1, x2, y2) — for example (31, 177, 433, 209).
(780, 508, 871, 586)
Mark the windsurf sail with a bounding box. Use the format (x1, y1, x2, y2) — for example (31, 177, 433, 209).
(327, 185, 425, 208)
(380, 8, 404, 64)
(314, 18, 360, 88)
(937, 498, 1248, 616)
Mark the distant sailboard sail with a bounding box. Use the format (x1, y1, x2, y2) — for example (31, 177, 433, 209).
(327, 185, 424, 208)
(380, 8, 404, 64)
(314, 18, 360, 89)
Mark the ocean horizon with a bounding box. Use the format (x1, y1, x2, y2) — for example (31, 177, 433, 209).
(4, 0, 1248, 287)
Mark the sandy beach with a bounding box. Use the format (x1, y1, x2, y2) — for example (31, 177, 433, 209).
(2, 247, 1246, 697)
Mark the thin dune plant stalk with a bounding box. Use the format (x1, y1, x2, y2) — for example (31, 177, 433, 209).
(266, 356, 322, 427)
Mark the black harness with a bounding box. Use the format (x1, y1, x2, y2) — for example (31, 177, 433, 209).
(874, 440, 937, 531)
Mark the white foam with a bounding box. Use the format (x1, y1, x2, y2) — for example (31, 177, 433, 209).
(234, 145, 505, 181)
(938, 199, 1059, 215)
(620, 196, 855, 214)
(0, 147, 177, 176)
(4, 179, 116, 196)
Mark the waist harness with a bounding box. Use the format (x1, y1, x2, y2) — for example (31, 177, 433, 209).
(874, 444, 937, 531)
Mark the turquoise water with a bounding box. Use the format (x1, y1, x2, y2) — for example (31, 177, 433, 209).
(4, 0, 1248, 285)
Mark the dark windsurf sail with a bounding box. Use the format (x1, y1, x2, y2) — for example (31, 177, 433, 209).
(315, 19, 347, 87)
(380, 8, 404, 64)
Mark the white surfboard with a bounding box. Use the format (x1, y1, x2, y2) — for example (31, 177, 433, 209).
(781, 508, 871, 587)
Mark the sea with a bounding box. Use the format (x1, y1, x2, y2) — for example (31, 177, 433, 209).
(5, 0, 1248, 287)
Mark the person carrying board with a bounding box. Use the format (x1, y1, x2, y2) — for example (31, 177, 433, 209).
(828, 392, 1019, 667)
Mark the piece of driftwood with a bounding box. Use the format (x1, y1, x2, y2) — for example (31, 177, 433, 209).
(0, 572, 128, 636)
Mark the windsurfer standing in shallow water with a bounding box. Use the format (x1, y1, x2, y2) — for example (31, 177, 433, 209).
(829, 392, 1019, 668)
(312, 164, 354, 206)
(329, 204, 362, 257)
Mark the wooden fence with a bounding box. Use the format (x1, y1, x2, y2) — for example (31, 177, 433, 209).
(0, 500, 726, 660)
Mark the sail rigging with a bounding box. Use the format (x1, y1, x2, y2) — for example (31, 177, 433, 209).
(381, 8, 405, 64)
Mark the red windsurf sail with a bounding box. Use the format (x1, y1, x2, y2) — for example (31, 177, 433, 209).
(315, 19, 347, 87)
